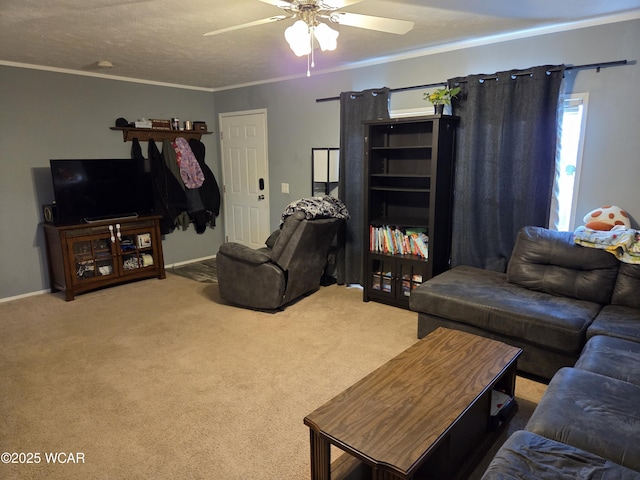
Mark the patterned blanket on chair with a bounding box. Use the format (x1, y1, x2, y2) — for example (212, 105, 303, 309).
(280, 196, 350, 226)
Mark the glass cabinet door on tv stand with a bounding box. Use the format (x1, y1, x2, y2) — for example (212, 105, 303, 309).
(70, 231, 117, 282)
(43, 215, 166, 301)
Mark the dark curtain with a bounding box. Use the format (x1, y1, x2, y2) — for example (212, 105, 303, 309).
(449, 65, 565, 271)
(337, 87, 390, 285)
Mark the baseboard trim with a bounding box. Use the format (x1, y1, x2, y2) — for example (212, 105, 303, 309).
(1, 255, 218, 303)
(1, 288, 51, 304)
(166, 254, 216, 269)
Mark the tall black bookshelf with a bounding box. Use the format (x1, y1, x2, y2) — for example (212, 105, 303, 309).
(363, 115, 458, 309)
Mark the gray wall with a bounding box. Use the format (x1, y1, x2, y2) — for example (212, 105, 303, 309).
(2, 18, 638, 300)
(214, 18, 640, 230)
(0, 68, 221, 299)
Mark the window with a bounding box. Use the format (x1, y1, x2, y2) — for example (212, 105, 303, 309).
(550, 93, 589, 231)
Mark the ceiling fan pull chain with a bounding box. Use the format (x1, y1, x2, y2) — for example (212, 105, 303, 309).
(307, 25, 314, 77)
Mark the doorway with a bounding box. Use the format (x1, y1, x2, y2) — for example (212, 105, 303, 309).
(219, 109, 270, 248)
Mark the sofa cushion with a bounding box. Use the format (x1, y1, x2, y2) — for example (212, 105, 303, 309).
(526, 368, 640, 471)
(611, 263, 640, 309)
(409, 265, 601, 354)
(575, 335, 640, 385)
(588, 305, 640, 342)
(481, 430, 640, 480)
(506, 226, 620, 305)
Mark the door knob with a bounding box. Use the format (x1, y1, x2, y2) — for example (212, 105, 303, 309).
(258, 195, 265, 200)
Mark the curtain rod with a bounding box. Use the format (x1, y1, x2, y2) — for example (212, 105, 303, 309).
(315, 59, 628, 103)
(315, 81, 447, 103)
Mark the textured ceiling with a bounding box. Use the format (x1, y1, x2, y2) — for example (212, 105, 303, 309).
(1, 0, 639, 90)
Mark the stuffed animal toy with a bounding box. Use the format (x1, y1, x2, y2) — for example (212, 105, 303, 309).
(583, 205, 630, 231)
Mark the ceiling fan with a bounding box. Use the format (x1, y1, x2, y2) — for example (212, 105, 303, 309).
(203, 0, 414, 75)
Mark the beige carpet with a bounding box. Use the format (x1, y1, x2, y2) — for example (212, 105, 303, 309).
(0, 274, 545, 479)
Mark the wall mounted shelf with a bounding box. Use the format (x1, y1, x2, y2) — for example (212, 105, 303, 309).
(110, 127, 212, 142)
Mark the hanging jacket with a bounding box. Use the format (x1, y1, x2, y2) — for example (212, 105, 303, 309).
(147, 139, 187, 234)
(174, 137, 205, 189)
(189, 138, 221, 226)
(162, 138, 206, 232)
(162, 139, 184, 190)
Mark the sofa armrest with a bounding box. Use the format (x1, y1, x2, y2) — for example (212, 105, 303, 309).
(218, 243, 271, 265)
(612, 263, 640, 308)
(483, 430, 638, 480)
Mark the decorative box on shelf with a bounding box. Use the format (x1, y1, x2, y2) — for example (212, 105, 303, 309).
(150, 119, 172, 130)
(137, 233, 152, 248)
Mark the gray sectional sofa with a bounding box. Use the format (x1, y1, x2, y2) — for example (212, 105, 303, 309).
(482, 335, 640, 479)
(410, 226, 640, 381)
(409, 225, 640, 478)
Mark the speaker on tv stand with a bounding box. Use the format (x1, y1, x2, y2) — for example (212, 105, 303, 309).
(42, 203, 58, 224)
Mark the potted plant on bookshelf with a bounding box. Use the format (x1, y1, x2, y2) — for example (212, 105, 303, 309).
(424, 86, 461, 114)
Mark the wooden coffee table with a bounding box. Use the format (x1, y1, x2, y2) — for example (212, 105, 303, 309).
(303, 327, 522, 480)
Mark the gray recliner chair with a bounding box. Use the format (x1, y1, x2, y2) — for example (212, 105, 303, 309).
(216, 210, 342, 310)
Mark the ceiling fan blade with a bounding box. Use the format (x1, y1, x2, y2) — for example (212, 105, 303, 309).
(323, 0, 364, 7)
(203, 15, 290, 36)
(257, 0, 295, 7)
(258, 0, 363, 7)
(330, 12, 414, 34)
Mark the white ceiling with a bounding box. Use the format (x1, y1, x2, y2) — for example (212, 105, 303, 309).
(1, 0, 639, 91)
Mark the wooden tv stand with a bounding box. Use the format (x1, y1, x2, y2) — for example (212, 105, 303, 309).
(43, 215, 165, 301)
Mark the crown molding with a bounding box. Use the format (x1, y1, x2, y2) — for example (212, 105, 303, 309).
(2, 10, 638, 93)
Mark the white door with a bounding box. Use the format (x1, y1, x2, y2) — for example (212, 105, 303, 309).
(219, 110, 270, 248)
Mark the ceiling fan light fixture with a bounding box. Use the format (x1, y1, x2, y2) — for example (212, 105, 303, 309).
(313, 22, 338, 51)
(284, 20, 312, 57)
(204, 1, 415, 77)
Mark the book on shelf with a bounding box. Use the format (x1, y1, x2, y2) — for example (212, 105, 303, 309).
(371, 271, 391, 290)
(369, 225, 429, 258)
(402, 279, 411, 297)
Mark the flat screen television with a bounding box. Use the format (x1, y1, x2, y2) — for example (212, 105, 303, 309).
(50, 158, 155, 224)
